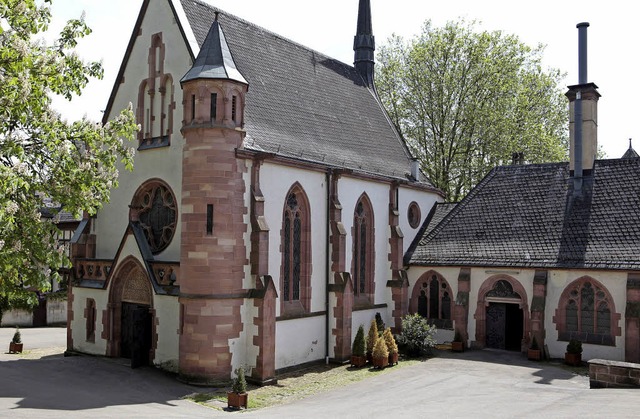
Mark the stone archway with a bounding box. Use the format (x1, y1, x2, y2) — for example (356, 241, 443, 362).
(474, 275, 530, 352)
(106, 257, 154, 363)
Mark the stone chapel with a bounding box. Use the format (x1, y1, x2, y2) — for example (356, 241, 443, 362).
(68, 0, 440, 384)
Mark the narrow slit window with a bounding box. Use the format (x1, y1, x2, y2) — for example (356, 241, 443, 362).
(210, 93, 217, 121)
(231, 95, 237, 122)
(206, 204, 213, 235)
(191, 94, 196, 121)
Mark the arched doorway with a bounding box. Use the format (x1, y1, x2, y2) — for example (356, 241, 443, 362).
(475, 276, 530, 352)
(107, 257, 154, 368)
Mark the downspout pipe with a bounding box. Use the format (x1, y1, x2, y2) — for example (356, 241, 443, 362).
(325, 169, 331, 364)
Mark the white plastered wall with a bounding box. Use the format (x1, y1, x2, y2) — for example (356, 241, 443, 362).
(261, 163, 328, 368)
(339, 178, 389, 308)
(260, 163, 328, 317)
(153, 295, 179, 370)
(94, 0, 191, 263)
(275, 316, 326, 370)
(544, 269, 626, 361)
(71, 287, 109, 355)
(229, 164, 259, 375)
(407, 266, 629, 360)
(398, 186, 441, 254)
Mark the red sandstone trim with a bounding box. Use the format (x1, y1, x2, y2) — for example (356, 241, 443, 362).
(474, 275, 530, 350)
(553, 276, 621, 344)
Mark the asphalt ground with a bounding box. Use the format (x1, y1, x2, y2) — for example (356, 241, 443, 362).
(1, 327, 638, 418)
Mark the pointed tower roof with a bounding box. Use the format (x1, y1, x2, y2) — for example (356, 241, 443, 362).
(622, 138, 639, 159)
(353, 0, 375, 87)
(181, 12, 247, 85)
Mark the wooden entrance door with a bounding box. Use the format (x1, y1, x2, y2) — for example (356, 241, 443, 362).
(486, 303, 506, 349)
(486, 302, 524, 351)
(120, 302, 151, 368)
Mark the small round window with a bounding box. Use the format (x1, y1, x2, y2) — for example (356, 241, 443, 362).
(131, 180, 177, 254)
(407, 201, 421, 229)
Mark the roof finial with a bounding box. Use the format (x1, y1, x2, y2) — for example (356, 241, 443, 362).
(353, 0, 375, 87)
(630, 138, 633, 150)
(214, 11, 220, 21)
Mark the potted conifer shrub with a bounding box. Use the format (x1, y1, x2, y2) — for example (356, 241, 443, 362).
(372, 334, 389, 369)
(527, 336, 541, 361)
(9, 326, 23, 354)
(375, 312, 385, 334)
(350, 324, 367, 368)
(565, 339, 583, 366)
(383, 327, 399, 365)
(227, 366, 248, 409)
(366, 319, 378, 364)
(451, 329, 464, 352)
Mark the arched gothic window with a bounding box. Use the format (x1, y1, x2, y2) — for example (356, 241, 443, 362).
(281, 185, 311, 314)
(412, 273, 453, 329)
(352, 195, 374, 302)
(555, 277, 618, 346)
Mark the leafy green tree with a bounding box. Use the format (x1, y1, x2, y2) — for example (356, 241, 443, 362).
(377, 19, 568, 201)
(0, 0, 137, 308)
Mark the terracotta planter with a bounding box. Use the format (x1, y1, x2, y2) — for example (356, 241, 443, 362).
(9, 342, 23, 354)
(451, 341, 464, 352)
(227, 391, 248, 409)
(527, 349, 541, 361)
(350, 355, 367, 368)
(372, 355, 389, 369)
(565, 352, 582, 366)
(388, 352, 399, 366)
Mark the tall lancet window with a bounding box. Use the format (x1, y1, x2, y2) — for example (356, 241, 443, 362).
(281, 184, 311, 314)
(352, 194, 374, 302)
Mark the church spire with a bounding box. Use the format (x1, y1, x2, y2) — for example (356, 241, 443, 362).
(181, 12, 247, 85)
(353, 0, 375, 87)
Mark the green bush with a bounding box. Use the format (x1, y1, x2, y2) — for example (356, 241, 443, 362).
(366, 319, 378, 354)
(383, 327, 398, 354)
(566, 339, 582, 354)
(352, 324, 366, 357)
(375, 312, 385, 335)
(12, 327, 21, 344)
(372, 334, 389, 358)
(232, 366, 247, 394)
(396, 314, 436, 357)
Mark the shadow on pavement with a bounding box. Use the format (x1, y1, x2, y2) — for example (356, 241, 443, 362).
(429, 348, 588, 385)
(0, 354, 211, 412)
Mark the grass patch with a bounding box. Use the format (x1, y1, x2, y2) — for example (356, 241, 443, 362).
(186, 356, 427, 411)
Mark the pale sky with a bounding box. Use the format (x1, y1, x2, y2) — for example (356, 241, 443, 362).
(48, 0, 639, 159)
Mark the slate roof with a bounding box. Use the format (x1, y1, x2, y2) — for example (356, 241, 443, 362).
(179, 0, 429, 184)
(408, 158, 640, 270)
(622, 146, 639, 159)
(181, 13, 247, 84)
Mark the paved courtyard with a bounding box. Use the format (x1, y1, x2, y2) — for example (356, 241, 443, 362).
(0, 327, 638, 418)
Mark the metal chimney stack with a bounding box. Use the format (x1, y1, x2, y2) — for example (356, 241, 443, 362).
(574, 22, 589, 194)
